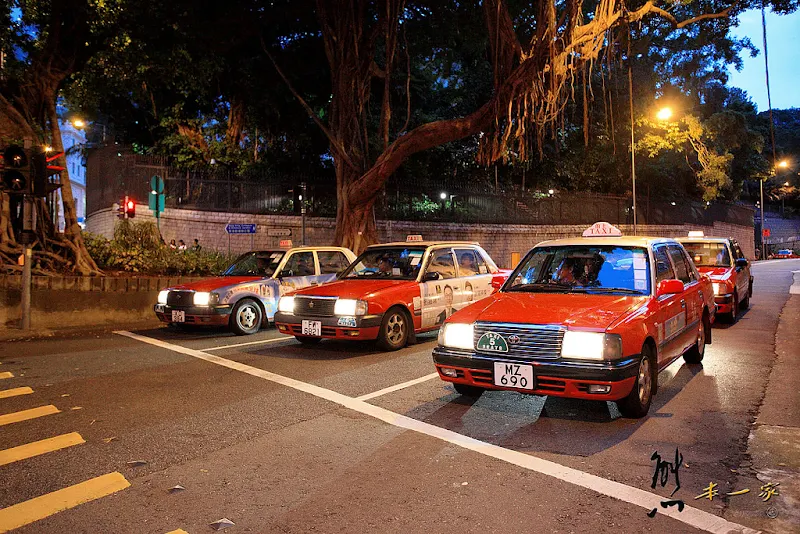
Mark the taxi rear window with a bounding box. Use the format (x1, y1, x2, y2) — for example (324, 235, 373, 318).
(681, 241, 730, 267)
(505, 245, 651, 295)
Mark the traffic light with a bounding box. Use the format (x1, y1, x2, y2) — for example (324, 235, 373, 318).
(1, 145, 31, 195)
(118, 196, 128, 219)
(31, 148, 64, 197)
(126, 198, 136, 218)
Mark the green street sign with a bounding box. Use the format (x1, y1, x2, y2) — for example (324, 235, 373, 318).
(476, 332, 508, 353)
(150, 175, 164, 194)
(149, 191, 165, 213)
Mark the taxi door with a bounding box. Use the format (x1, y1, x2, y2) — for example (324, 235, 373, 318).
(454, 248, 494, 309)
(653, 245, 687, 365)
(419, 248, 458, 328)
(667, 245, 703, 353)
(731, 241, 751, 298)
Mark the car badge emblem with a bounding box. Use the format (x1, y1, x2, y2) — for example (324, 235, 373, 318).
(309, 301, 315, 308)
(508, 334, 521, 344)
(476, 332, 509, 353)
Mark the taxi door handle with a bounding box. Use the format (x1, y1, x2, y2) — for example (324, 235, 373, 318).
(680, 299, 686, 309)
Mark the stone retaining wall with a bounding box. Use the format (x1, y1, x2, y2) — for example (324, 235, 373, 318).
(87, 205, 756, 267)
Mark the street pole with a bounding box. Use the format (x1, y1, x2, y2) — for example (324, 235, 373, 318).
(628, 59, 637, 235)
(21, 244, 31, 330)
(301, 181, 307, 246)
(760, 178, 766, 259)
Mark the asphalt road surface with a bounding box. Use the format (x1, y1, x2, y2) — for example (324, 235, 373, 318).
(1, 260, 798, 534)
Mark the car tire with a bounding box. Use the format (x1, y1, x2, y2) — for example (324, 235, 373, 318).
(616, 346, 655, 419)
(376, 306, 410, 351)
(230, 299, 262, 336)
(684, 312, 708, 364)
(453, 383, 484, 398)
(724, 291, 739, 323)
(740, 282, 752, 310)
(295, 336, 321, 345)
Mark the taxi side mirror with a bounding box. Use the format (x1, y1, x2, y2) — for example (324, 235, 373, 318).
(423, 271, 441, 282)
(735, 258, 748, 269)
(491, 276, 505, 289)
(657, 279, 685, 297)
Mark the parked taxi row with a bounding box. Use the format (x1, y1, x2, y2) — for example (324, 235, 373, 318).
(153, 224, 753, 418)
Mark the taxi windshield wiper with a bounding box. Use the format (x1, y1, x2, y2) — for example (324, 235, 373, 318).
(578, 287, 646, 295)
(506, 282, 574, 292)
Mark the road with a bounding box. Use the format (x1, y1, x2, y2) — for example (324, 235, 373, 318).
(1, 260, 798, 534)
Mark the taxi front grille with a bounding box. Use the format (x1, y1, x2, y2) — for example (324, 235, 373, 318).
(294, 296, 336, 317)
(167, 291, 193, 307)
(473, 322, 564, 361)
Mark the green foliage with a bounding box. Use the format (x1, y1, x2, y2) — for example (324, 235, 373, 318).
(84, 220, 234, 275)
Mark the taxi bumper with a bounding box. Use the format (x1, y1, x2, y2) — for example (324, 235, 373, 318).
(274, 312, 383, 340)
(714, 293, 734, 314)
(154, 304, 231, 326)
(432, 347, 640, 401)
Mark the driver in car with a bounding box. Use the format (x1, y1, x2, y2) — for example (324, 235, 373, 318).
(378, 256, 393, 274)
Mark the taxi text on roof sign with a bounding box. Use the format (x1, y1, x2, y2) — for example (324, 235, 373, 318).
(406, 234, 423, 242)
(279, 239, 293, 248)
(687, 231, 705, 237)
(582, 222, 623, 237)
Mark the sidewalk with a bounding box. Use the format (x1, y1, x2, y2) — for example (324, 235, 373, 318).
(0, 318, 163, 342)
(727, 272, 800, 533)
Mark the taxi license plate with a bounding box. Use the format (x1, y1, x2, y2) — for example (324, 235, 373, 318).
(302, 320, 322, 336)
(171, 310, 185, 323)
(493, 362, 534, 390)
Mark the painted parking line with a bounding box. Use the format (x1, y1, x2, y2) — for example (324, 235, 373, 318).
(0, 471, 130, 533)
(0, 387, 33, 399)
(0, 372, 13, 380)
(199, 336, 295, 352)
(116, 330, 756, 534)
(356, 373, 439, 401)
(0, 405, 60, 427)
(165, 530, 189, 534)
(0, 432, 86, 467)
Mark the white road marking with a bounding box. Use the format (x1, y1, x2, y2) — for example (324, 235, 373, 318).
(199, 336, 296, 351)
(115, 331, 757, 534)
(356, 373, 439, 401)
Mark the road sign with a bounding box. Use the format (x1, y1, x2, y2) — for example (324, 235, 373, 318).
(763, 228, 771, 237)
(151, 175, 164, 194)
(267, 228, 292, 237)
(149, 191, 165, 213)
(225, 223, 257, 235)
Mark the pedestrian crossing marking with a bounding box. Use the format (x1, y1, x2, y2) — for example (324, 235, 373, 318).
(0, 432, 85, 467)
(0, 372, 13, 380)
(0, 405, 60, 427)
(0, 387, 33, 399)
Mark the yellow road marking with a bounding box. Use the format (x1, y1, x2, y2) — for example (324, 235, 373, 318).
(0, 387, 33, 399)
(0, 472, 130, 533)
(0, 405, 60, 427)
(166, 530, 190, 534)
(0, 372, 13, 380)
(0, 432, 85, 467)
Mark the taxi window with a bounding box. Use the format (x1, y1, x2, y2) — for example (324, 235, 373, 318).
(667, 245, 691, 284)
(318, 251, 351, 274)
(654, 246, 675, 284)
(505, 245, 651, 294)
(427, 249, 457, 279)
(340, 247, 426, 280)
(681, 241, 731, 267)
(223, 251, 285, 276)
(455, 248, 484, 277)
(283, 252, 315, 276)
(732, 242, 745, 260)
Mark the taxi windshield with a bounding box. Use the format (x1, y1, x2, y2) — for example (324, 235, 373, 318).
(681, 242, 730, 267)
(505, 245, 651, 295)
(340, 247, 426, 280)
(223, 251, 285, 277)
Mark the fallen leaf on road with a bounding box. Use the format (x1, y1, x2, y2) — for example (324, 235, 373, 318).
(61, 394, 70, 397)
(168, 485, 186, 493)
(102, 437, 117, 443)
(70, 406, 83, 410)
(200, 469, 209, 473)
(210, 518, 235, 530)
(127, 460, 148, 467)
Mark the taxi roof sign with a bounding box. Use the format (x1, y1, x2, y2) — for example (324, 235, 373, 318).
(582, 222, 622, 237)
(687, 231, 705, 237)
(406, 234, 423, 242)
(279, 239, 293, 248)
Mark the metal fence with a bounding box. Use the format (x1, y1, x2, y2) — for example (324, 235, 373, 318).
(86, 148, 754, 227)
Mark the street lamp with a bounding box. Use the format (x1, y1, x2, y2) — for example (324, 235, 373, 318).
(656, 107, 673, 121)
(72, 119, 86, 128)
(778, 160, 788, 168)
(440, 192, 447, 200)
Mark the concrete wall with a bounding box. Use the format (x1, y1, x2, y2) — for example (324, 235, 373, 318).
(87, 205, 756, 268)
(0, 275, 203, 330)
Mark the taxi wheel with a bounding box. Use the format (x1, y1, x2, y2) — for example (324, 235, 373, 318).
(724, 291, 739, 323)
(740, 286, 751, 310)
(377, 307, 409, 351)
(616, 347, 654, 419)
(453, 383, 484, 398)
(230, 299, 262, 336)
(684, 313, 708, 364)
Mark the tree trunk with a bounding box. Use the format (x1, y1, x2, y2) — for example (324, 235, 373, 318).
(46, 96, 99, 275)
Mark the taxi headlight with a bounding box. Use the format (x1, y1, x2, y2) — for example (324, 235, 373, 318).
(561, 331, 622, 360)
(278, 296, 295, 314)
(194, 292, 215, 306)
(712, 283, 720, 295)
(157, 290, 169, 305)
(712, 282, 731, 295)
(438, 323, 474, 350)
(334, 299, 368, 316)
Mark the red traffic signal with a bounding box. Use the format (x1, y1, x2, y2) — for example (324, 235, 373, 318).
(126, 199, 136, 218)
(118, 196, 136, 219)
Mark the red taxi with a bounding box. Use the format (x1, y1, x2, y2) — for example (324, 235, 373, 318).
(677, 233, 753, 323)
(273, 240, 510, 350)
(432, 223, 716, 418)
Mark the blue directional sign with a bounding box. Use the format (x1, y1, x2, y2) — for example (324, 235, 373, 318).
(225, 223, 257, 235)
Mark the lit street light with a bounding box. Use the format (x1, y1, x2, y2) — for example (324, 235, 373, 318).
(778, 160, 788, 168)
(440, 192, 447, 200)
(72, 119, 86, 128)
(656, 107, 673, 121)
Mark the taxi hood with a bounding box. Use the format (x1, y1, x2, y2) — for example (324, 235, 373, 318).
(287, 278, 410, 299)
(696, 266, 732, 280)
(168, 276, 262, 292)
(449, 292, 646, 330)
